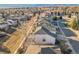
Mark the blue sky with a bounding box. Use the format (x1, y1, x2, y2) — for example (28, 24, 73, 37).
(0, 4, 79, 8)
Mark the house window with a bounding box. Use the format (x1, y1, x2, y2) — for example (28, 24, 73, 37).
(43, 39, 46, 42)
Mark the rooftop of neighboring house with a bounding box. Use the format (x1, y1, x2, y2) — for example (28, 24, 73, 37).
(0, 18, 6, 23)
(38, 17, 56, 32)
(35, 26, 57, 38)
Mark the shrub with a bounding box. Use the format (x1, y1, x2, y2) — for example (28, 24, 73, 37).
(68, 18, 78, 30)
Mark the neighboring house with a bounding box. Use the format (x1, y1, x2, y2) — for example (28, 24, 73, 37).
(28, 26, 56, 45)
(28, 18, 57, 45)
(0, 23, 9, 31)
(19, 15, 28, 23)
(7, 15, 28, 27)
(38, 18, 56, 34)
(0, 18, 9, 31)
(7, 19, 18, 26)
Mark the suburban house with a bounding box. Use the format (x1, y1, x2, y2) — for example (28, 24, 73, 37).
(7, 19, 18, 26)
(0, 18, 9, 31)
(0, 23, 9, 31)
(28, 19, 57, 45)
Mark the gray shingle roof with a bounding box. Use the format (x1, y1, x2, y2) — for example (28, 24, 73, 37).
(35, 26, 57, 38)
(35, 27, 47, 34)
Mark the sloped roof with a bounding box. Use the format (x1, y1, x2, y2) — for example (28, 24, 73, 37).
(35, 26, 57, 38)
(35, 26, 47, 34)
(39, 18, 56, 32)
